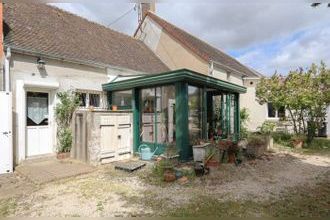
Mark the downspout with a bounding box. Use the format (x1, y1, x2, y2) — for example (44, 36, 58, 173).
(4, 47, 11, 92)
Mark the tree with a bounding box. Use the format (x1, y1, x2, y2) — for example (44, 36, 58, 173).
(256, 62, 330, 141)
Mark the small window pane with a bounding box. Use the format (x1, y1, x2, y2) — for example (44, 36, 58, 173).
(89, 94, 100, 107)
(77, 93, 86, 107)
(27, 92, 48, 126)
(112, 90, 132, 109)
(278, 106, 285, 118)
(267, 103, 276, 118)
(188, 85, 202, 144)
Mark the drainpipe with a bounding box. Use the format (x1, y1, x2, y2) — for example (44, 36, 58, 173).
(4, 47, 11, 92)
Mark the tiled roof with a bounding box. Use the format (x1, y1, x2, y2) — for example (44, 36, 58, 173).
(140, 12, 262, 77)
(3, 2, 169, 74)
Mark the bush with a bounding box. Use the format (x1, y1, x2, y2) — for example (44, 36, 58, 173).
(303, 138, 330, 150)
(55, 91, 80, 153)
(272, 132, 293, 147)
(57, 127, 72, 153)
(258, 121, 276, 135)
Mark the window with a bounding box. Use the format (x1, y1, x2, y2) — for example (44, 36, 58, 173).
(89, 94, 100, 107)
(76, 91, 104, 108)
(78, 93, 86, 107)
(268, 103, 285, 118)
(188, 85, 202, 144)
(112, 90, 132, 110)
(26, 92, 49, 126)
(267, 103, 276, 118)
(140, 86, 175, 144)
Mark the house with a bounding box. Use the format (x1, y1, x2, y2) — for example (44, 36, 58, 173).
(0, 2, 169, 166)
(134, 4, 272, 131)
(4, 2, 326, 171)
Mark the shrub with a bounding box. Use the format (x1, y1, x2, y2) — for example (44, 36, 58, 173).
(57, 127, 72, 153)
(245, 134, 267, 158)
(55, 91, 80, 153)
(258, 121, 276, 135)
(272, 132, 293, 147)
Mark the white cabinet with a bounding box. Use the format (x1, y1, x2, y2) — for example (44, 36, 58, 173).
(100, 114, 132, 163)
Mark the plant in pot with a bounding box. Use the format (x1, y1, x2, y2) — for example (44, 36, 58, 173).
(291, 135, 305, 149)
(55, 91, 80, 159)
(205, 144, 219, 167)
(227, 142, 239, 164)
(161, 144, 180, 166)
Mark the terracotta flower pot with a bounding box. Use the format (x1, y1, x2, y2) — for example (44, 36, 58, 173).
(112, 105, 118, 111)
(206, 159, 219, 167)
(292, 140, 303, 149)
(164, 170, 176, 182)
(57, 152, 70, 160)
(228, 153, 236, 163)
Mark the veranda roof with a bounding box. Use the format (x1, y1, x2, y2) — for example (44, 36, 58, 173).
(102, 69, 247, 94)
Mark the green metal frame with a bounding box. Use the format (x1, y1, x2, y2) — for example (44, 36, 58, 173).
(132, 88, 140, 152)
(175, 82, 190, 161)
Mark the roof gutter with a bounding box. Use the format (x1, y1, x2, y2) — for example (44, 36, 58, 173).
(5, 45, 149, 76)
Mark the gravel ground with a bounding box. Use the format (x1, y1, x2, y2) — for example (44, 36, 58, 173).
(0, 148, 329, 217)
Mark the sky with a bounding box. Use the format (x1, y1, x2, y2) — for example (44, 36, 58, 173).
(52, 0, 330, 76)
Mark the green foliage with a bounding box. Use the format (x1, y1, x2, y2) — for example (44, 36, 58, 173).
(256, 62, 330, 140)
(272, 132, 293, 147)
(57, 127, 73, 153)
(151, 159, 174, 182)
(240, 108, 249, 139)
(54, 91, 80, 153)
(258, 121, 276, 134)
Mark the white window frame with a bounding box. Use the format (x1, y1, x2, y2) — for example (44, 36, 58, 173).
(266, 103, 285, 120)
(76, 90, 107, 109)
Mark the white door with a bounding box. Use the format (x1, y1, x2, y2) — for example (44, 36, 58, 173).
(0, 92, 13, 174)
(26, 92, 52, 157)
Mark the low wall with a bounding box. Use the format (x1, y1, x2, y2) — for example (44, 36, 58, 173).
(71, 109, 133, 165)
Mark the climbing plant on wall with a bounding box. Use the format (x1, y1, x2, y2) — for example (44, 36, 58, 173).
(54, 90, 80, 153)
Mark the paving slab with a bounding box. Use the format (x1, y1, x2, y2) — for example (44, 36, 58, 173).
(114, 161, 146, 172)
(15, 158, 95, 184)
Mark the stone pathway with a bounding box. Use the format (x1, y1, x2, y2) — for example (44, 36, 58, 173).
(15, 158, 95, 184)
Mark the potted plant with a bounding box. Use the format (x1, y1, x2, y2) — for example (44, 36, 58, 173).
(291, 135, 305, 148)
(55, 91, 80, 159)
(160, 159, 176, 182)
(161, 144, 179, 165)
(205, 144, 219, 167)
(227, 143, 238, 163)
(111, 105, 118, 111)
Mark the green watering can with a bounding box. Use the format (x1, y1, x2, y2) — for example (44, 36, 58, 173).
(138, 144, 158, 161)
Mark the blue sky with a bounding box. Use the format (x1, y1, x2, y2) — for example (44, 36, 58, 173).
(53, 0, 330, 76)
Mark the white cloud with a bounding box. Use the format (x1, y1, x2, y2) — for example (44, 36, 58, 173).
(237, 25, 330, 75)
(52, 1, 330, 75)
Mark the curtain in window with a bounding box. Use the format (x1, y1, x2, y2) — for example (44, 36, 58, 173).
(27, 95, 48, 125)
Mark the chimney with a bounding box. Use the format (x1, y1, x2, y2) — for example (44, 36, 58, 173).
(138, 2, 155, 23)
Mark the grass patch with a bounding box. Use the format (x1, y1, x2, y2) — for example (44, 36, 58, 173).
(273, 132, 330, 156)
(167, 177, 330, 217)
(0, 198, 17, 216)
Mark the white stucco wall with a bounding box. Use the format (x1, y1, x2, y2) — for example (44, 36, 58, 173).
(240, 78, 267, 131)
(9, 53, 139, 164)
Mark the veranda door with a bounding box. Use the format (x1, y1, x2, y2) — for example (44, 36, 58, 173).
(26, 92, 52, 157)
